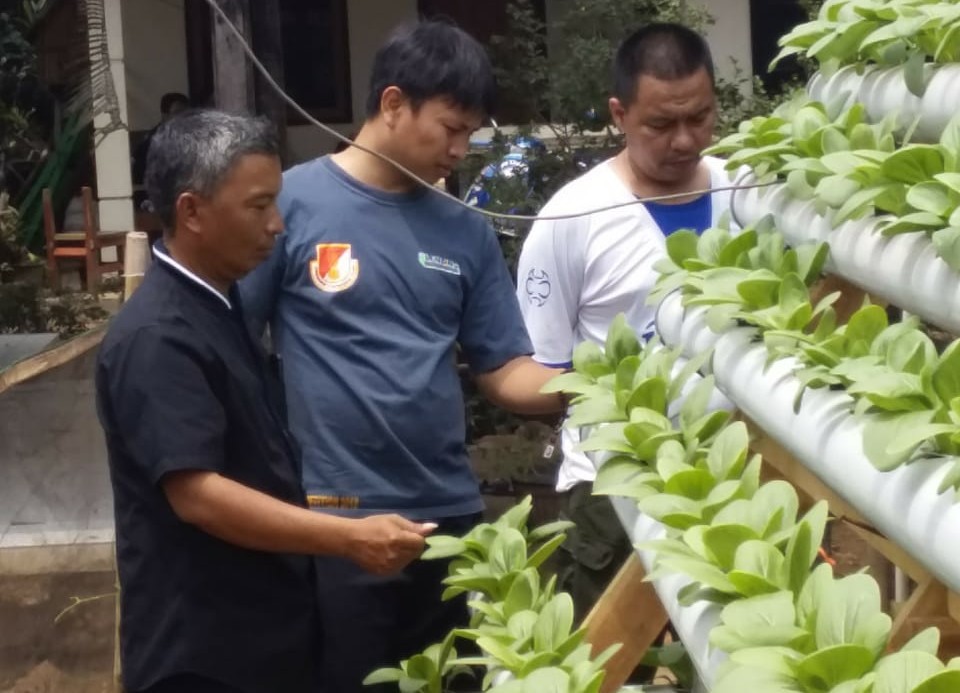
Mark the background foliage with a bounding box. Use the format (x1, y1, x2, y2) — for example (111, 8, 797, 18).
(0, 6, 105, 338)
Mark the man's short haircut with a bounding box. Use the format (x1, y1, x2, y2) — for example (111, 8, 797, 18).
(145, 109, 278, 231)
(365, 20, 496, 119)
(160, 92, 190, 115)
(613, 23, 715, 106)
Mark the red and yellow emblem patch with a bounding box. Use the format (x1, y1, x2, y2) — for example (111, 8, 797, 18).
(309, 243, 359, 293)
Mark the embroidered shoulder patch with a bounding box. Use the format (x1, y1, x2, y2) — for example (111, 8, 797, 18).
(418, 252, 461, 276)
(310, 243, 359, 292)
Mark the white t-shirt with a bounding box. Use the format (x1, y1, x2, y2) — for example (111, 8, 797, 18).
(516, 155, 739, 492)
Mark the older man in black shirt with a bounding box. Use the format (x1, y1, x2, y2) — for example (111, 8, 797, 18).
(96, 110, 435, 693)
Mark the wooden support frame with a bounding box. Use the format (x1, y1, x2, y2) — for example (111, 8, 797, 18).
(582, 553, 669, 693)
(582, 418, 960, 688)
(744, 411, 960, 661)
(888, 577, 960, 656)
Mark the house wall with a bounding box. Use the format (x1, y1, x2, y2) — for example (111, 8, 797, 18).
(119, 0, 414, 162)
(702, 0, 754, 88)
(286, 0, 418, 161)
(122, 0, 191, 132)
(94, 0, 134, 235)
(116, 0, 752, 164)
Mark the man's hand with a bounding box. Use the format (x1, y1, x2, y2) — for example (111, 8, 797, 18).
(161, 471, 437, 565)
(345, 515, 436, 575)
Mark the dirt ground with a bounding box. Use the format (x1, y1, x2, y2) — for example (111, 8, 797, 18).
(827, 519, 892, 596)
(0, 572, 117, 693)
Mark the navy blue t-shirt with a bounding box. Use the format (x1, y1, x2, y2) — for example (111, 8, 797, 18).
(644, 193, 712, 236)
(240, 156, 533, 518)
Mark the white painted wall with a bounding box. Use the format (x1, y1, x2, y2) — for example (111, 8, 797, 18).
(111, 0, 751, 165)
(286, 0, 418, 162)
(118, 0, 397, 163)
(701, 0, 753, 89)
(121, 0, 191, 132)
(94, 0, 134, 234)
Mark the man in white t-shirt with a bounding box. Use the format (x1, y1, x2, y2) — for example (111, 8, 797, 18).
(516, 23, 739, 628)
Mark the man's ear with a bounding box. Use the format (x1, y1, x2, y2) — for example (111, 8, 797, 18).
(608, 97, 626, 132)
(174, 191, 204, 237)
(380, 86, 407, 129)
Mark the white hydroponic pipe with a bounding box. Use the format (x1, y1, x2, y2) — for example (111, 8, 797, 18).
(729, 173, 960, 335)
(589, 452, 726, 690)
(808, 64, 960, 144)
(662, 312, 960, 594)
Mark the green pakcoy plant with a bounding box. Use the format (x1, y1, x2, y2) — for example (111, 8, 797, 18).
(587, 412, 759, 532)
(640, 481, 829, 605)
(771, 0, 960, 87)
(422, 496, 574, 603)
(362, 632, 472, 693)
(544, 314, 746, 528)
(706, 98, 899, 185)
(847, 334, 960, 491)
(714, 584, 960, 692)
(369, 497, 611, 692)
(453, 591, 619, 691)
(772, 313, 960, 480)
(539, 313, 705, 430)
(712, 566, 897, 693)
(652, 219, 832, 334)
(762, 301, 890, 409)
(484, 659, 619, 693)
(873, 115, 960, 269)
(712, 101, 960, 268)
(809, 113, 960, 226)
(770, 112, 960, 242)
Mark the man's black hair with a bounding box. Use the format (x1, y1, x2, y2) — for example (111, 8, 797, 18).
(160, 92, 190, 115)
(613, 23, 715, 106)
(365, 20, 496, 118)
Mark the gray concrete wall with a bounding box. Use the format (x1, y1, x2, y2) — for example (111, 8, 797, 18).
(0, 348, 114, 573)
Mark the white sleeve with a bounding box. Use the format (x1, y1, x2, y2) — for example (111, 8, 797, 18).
(515, 213, 585, 367)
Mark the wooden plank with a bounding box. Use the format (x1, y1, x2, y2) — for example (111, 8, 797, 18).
(947, 591, 960, 624)
(888, 577, 960, 658)
(741, 415, 898, 603)
(743, 413, 940, 595)
(846, 524, 930, 586)
(582, 553, 669, 693)
(212, 0, 255, 114)
(739, 386, 960, 657)
(810, 273, 877, 324)
(0, 325, 106, 396)
(741, 414, 870, 526)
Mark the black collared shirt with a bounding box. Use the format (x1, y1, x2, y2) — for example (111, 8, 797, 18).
(96, 247, 318, 693)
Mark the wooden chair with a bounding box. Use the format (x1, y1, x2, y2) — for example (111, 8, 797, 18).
(42, 186, 126, 292)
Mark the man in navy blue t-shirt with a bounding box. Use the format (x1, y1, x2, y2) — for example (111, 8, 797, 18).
(240, 20, 564, 692)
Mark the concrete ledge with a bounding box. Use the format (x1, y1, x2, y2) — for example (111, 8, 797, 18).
(0, 334, 59, 371)
(0, 540, 115, 576)
(0, 325, 106, 396)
